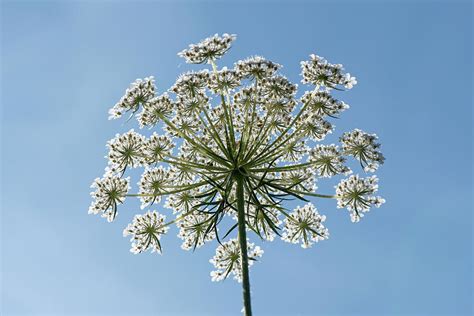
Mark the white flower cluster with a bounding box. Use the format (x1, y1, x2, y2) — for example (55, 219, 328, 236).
(178, 211, 216, 250)
(138, 166, 172, 209)
(178, 33, 237, 64)
(89, 175, 130, 222)
(235, 56, 280, 80)
(309, 145, 351, 177)
(106, 130, 146, 174)
(137, 94, 174, 128)
(109, 77, 156, 119)
(165, 187, 200, 214)
(282, 203, 329, 248)
(210, 239, 263, 282)
(90, 33, 386, 290)
(208, 67, 241, 94)
(279, 168, 317, 192)
(170, 71, 209, 97)
(143, 132, 174, 164)
(295, 112, 333, 141)
(301, 54, 357, 90)
(123, 210, 169, 254)
(335, 175, 386, 222)
(340, 129, 385, 172)
(301, 90, 349, 118)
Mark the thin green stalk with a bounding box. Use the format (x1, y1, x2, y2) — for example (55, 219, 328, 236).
(162, 158, 228, 172)
(247, 102, 310, 167)
(235, 172, 252, 316)
(157, 113, 231, 167)
(201, 109, 233, 161)
(125, 176, 225, 198)
(249, 162, 313, 173)
(289, 190, 336, 199)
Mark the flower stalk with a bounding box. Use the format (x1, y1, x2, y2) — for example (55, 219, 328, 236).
(235, 169, 253, 316)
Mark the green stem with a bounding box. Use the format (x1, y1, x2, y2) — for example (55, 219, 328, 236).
(125, 176, 224, 197)
(290, 190, 336, 199)
(235, 172, 252, 316)
(249, 162, 313, 173)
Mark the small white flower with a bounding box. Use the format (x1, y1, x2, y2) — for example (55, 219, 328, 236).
(123, 210, 169, 254)
(282, 203, 329, 248)
(208, 67, 241, 94)
(344, 73, 357, 89)
(166, 114, 202, 137)
(335, 175, 385, 222)
(170, 71, 209, 98)
(165, 187, 200, 214)
(300, 54, 356, 90)
(106, 129, 146, 174)
(300, 90, 349, 118)
(137, 93, 174, 128)
(280, 139, 308, 162)
(309, 144, 351, 177)
(234, 56, 280, 80)
(143, 132, 174, 164)
(178, 33, 236, 64)
(108, 77, 155, 119)
(138, 166, 172, 209)
(176, 94, 210, 116)
(89, 175, 130, 222)
(210, 239, 263, 282)
(279, 168, 317, 192)
(261, 75, 297, 101)
(340, 129, 385, 172)
(296, 112, 333, 141)
(178, 211, 216, 250)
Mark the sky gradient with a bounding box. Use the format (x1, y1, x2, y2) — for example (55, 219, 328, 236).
(1, 1, 472, 315)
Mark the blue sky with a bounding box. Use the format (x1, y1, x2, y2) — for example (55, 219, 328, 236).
(1, 1, 472, 315)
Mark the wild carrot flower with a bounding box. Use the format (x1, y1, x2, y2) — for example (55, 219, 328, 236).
(89, 33, 385, 316)
(282, 203, 329, 248)
(210, 239, 263, 282)
(89, 175, 130, 222)
(123, 210, 169, 254)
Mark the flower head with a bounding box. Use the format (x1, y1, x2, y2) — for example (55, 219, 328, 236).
(138, 166, 173, 209)
(178, 211, 216, 250)
(109, 77, 156, 119)
(234, 56, 280, 80)
(208, 67, 241, 94)
(261, 75, 297, 101)
(137, 93, 174, 128)
(309, 144, 351, 177)
(301, 90, 349, 118)
(178, 33, 236, 64)
(123, 210, 169, 254)
(170, 71, 210, 98)
(92, 34, 386, 307)
(340, 129, 385, 172)
(89, 175, 130, 222)
(106, 129, 146, 174)
(165, 187, 200, 214)
(143, 132, 174, 164)
(210, 239, 263, 282)
(282, 203, 329, 248)
(296, 112, 333, 141)
(300, 54, 356, 90)
(335, 175, 385, 222)
(279, 168, 317, 192)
